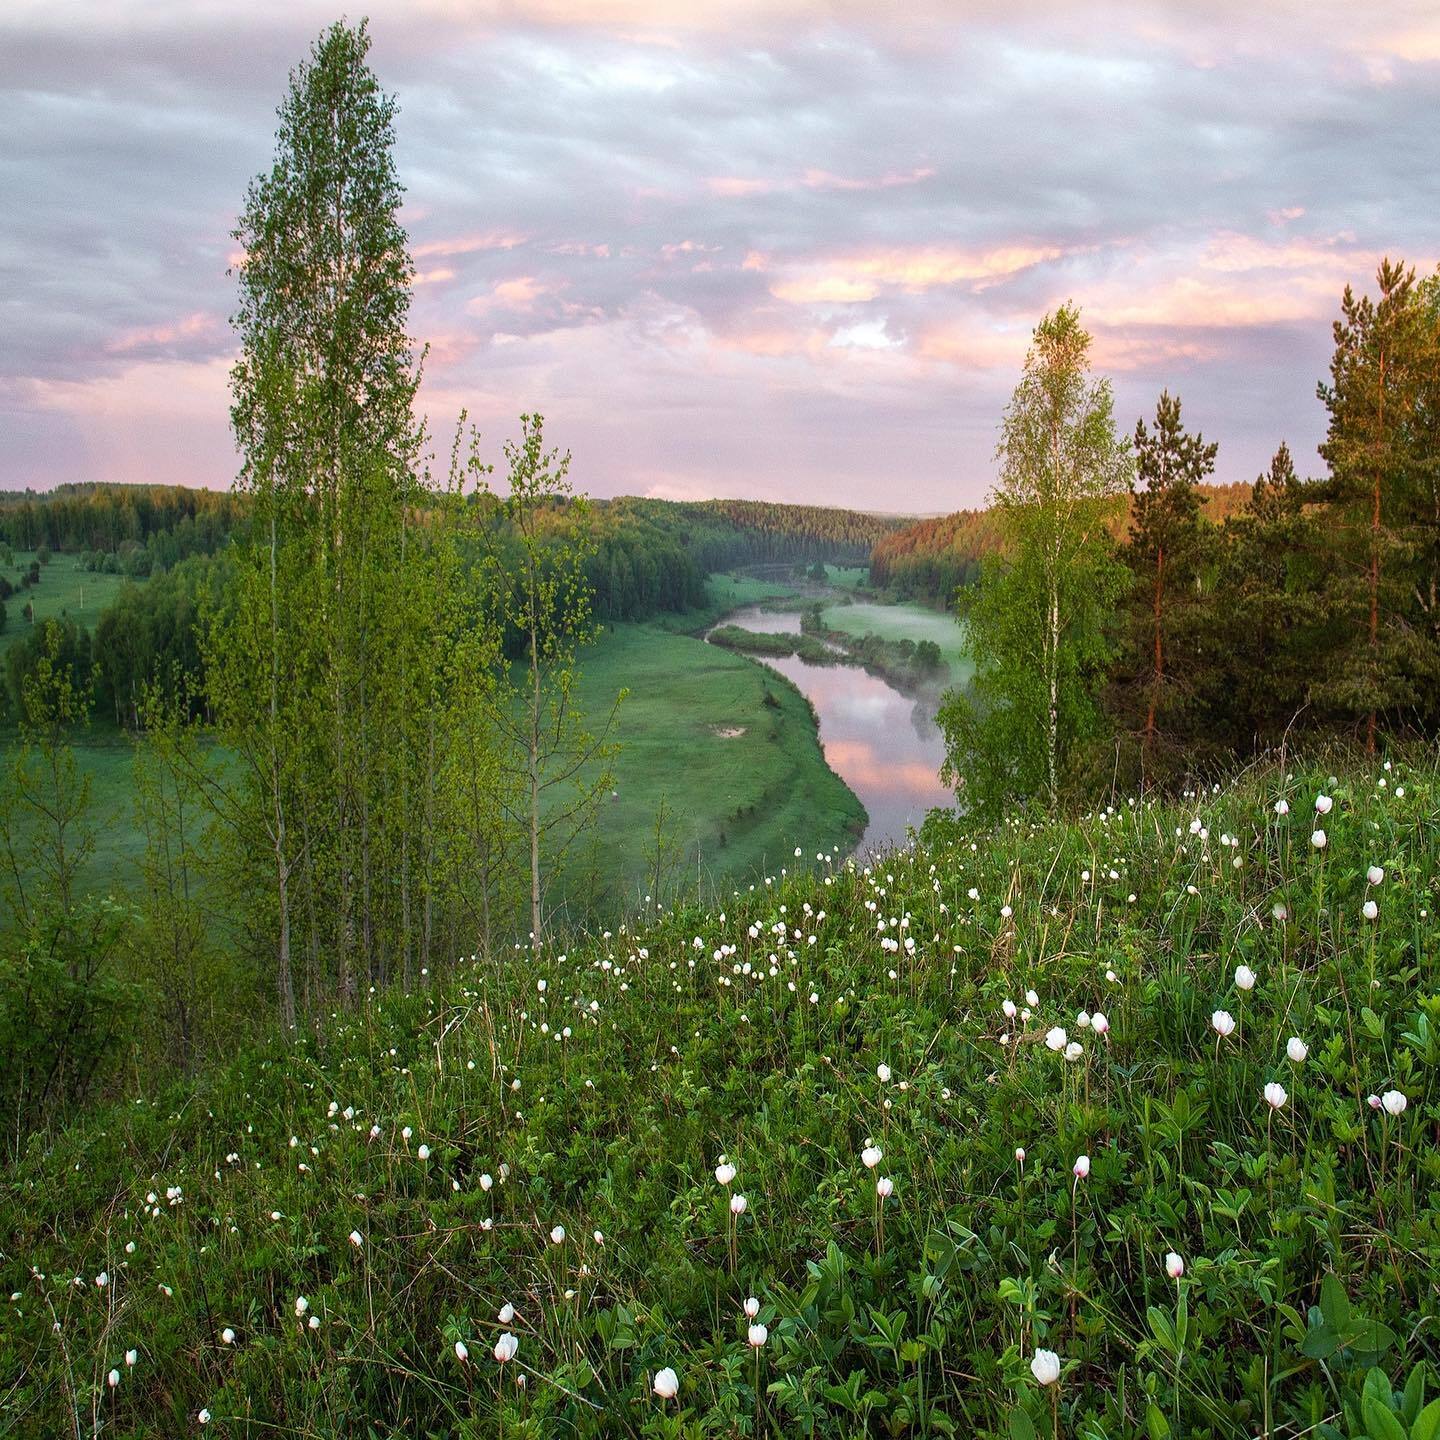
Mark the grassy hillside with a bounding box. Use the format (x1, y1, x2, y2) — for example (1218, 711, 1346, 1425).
(4, 759, 1438, 1437)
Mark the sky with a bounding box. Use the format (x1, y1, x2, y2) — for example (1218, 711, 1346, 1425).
(3, 1, 1438, 513)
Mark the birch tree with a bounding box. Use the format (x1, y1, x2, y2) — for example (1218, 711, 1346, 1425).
(939, 304, 1130, 816)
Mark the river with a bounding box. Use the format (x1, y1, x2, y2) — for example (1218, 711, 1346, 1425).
(711, 605, 955, 855)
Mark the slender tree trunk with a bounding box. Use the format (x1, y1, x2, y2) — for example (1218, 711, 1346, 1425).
(1367, 349, 1385, 755)
(268, 510, 296, 1031)
(529, 622, 543, 944)
(1046, 575, 1060, 812)
(1143, 544, 1165, 766)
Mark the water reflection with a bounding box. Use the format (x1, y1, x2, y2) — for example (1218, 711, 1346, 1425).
(711, 606, 955, 852)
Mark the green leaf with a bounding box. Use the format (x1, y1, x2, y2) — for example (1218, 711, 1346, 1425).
(1402, 1364, 1425, 1424)
(1410, 1397, 1440, 1440)
(1146, 1401, 1172, 1439)
(1009, 1408, 1039, 1440)
(1362, 1394, 1408, 1440)
(1320, 1274, 1352, 1329)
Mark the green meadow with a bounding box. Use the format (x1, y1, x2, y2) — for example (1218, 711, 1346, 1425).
(821, 597, 973, 677)
(542, 616, 867, 918)
(0, 550, 136, 654)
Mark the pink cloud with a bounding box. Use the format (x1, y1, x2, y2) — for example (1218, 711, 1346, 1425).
(801, 165, 936, 191)
(466, 275, 553, 313)
(104, 310, 226, 356)
(770, 275, 879, 304)
(706, 164, 935, 200)
(411, 229, 527, 259)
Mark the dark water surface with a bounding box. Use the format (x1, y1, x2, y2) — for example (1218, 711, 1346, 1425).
(711, 606, 954, 854)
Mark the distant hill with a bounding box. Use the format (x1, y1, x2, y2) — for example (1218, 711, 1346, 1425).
(869, 481, 1256, 605)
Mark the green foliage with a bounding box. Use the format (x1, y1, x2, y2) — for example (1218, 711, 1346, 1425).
(1102, 391, 1219, 788)
(939, 304, 1130, 817)
(3, 759, 1437, 1434)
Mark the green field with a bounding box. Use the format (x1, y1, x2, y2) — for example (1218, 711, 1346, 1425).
(0, 550, 138, 654)
(820, 597, 972, 677)
(552, 617, 865, 917)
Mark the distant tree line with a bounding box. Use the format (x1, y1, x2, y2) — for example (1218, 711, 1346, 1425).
(869, 484, 1253, 603)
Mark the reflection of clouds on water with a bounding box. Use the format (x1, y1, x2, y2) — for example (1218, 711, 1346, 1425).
(707, 608, 955, 852)
(826, 742, 946, 798)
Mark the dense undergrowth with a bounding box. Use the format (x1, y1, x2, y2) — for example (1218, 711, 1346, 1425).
(3, 758, 1439, 1438)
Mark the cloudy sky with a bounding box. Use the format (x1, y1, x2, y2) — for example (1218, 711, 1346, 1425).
(3, 1, 1438, 511)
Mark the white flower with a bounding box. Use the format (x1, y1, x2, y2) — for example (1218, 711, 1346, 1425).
(1002, 999, 1017, 1019)
(1064, 1041, 1083, 1062)
(1076, 1010, 1091, 1029)
(861, 1145, 882, 1169)
(348, 1231, 363, 1248)
(221, 1327, 235, 1345)
(653, 1366, 679, 1399)
(550, 1225, 566, 1245)
(1286, 1037, 1309, 1064)
(1363, 900, 1378, 921)
(1311, 829, 1327, 850)
(125, 1350, 137, 1367)
(1025, 989, 1039, 1007)
(730, 1193, 748, 1215)
(494, 1332, 518, 1363)
(1234, 965, 1256, 992)
(198, 1409, 211, 1425)
(1274, 799, 1289, 815)
(715, 1162, 736, 1186)
(1211, 1010, 1236, 1038)
(454, 1339, 469, 1362)
(1381, 1089, 1408, 1116)
(294, 1296, 309, 1317)
(1314, 794, 1333, 814)
(107, 1369, 120, 1388)
(1030, 1349, 1061, 1386)
(876, 1063, 891, 1083)
(417, 1144, 430, 1161)
(1014, 1147, 1026, 1164)
(1264, 1082, 1288, 1110)
(876, 1176, 894, 1199)
(1044, 1026, 1068, 1052)
(1091, 1012, 1110, 1036)
(1072, 1154, 1090, 1179)
(743, 1296, 760, 1317)
(1165, 1252, 1184, 1279)
(308, 1315, 320, 1330)
(1368, 865, 1385, 886)
(747, 1322, 768, 1348)
(497, 1302, 515, 1323)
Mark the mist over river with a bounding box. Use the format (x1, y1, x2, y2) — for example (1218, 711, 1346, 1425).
(710, 605, 954, 854)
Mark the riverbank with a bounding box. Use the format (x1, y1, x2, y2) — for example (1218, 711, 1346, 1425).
(548, 613, 867, 920)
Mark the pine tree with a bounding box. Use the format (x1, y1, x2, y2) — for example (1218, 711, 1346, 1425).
(1315, 259, 1432, 750)
(1213, 443, 1329, 753)
(1104, 392, 1217, 786)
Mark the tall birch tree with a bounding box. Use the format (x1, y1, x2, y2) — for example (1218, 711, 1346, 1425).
(939, 304, 1130, 816)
